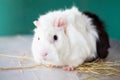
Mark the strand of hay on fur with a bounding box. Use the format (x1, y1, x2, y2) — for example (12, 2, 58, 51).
(0, 53, 48, 70)
(0, 64, 62, 70)
(0, 53, 62, 70)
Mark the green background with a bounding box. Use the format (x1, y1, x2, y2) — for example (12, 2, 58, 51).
(0, 0, 120, 40)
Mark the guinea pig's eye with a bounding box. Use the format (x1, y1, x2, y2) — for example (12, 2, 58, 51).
(53, 35, 58, 41)
(38, 37, 40, 40)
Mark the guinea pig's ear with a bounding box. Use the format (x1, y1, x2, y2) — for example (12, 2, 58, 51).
(54, 17, 67, 29)
(33, 20, 40, 27)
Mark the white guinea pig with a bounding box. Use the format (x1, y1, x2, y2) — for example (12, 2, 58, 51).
(32, 7, 110, 70)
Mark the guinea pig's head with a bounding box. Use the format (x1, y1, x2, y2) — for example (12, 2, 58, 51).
(32, 17, 69, 65)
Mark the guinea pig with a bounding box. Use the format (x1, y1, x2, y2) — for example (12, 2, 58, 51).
(31, 6, 110, 70)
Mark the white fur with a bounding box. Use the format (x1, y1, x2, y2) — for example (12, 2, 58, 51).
(32, 7, 98, 67)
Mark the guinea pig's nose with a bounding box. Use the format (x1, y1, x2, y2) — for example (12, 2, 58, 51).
(41, 53, 48, 57)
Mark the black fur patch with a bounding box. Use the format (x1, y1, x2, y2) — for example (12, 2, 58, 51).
(83, 12, 110, 59)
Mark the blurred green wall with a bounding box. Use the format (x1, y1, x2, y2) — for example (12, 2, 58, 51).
(0, 0, 23, 35)
(0, 0, 120, 40)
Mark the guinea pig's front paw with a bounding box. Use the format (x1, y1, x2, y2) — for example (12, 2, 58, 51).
(62, 65, 74, 71)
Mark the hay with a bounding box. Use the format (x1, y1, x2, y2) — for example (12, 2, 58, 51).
(0, 53, 34, 61)
(0, 53, 120, 76)
(76, 60, 120, 76)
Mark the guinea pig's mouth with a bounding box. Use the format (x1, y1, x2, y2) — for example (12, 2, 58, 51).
(42, 56, 50, 61)
(43, 57, 47, 60)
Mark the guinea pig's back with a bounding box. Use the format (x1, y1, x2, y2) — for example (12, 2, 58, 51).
(83, 12, 110, 59)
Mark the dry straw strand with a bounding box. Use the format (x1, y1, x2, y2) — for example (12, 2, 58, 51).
(0, 53, 120, 76)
